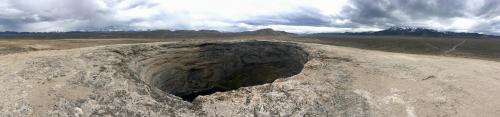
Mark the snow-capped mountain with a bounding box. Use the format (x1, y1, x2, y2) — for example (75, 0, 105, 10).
(373, 26, 443, 36)
(311, 26, 496, 38)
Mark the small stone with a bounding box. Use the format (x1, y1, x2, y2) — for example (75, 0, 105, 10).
(73, 107, 83, 117)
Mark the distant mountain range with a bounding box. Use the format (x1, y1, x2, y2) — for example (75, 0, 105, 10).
(0, 28, 292, 39)
(0, 27, 497, 39)
(309, 26, 498, 38)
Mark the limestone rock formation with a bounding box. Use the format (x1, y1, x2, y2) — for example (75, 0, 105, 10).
(1, 40, 500, 116)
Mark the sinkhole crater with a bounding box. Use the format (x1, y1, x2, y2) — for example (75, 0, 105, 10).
(131, 41, 310, 102)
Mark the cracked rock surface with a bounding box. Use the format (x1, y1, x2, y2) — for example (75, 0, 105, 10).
(1, 40, 500, 116)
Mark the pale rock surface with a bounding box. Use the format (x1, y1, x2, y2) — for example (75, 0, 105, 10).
(0, 40, 499, 117)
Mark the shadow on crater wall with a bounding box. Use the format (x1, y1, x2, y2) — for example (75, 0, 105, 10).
(129, 41, 310, 102)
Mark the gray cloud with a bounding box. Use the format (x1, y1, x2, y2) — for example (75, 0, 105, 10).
(340, 0, 500, 35)
(242, 8, 332, 26)
(476, 0, 500, 18)
(341, 0, 467, 27)
(0, 0, 139, 31)
(471, 19, 500, 35)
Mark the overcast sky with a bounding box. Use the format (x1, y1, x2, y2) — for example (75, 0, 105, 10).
(0, 0, 499, 34)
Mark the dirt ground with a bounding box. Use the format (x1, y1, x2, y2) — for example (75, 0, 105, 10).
(0, 39, 499, 116)
(0, 36, 299, 55)
(0, 39, 168, 55)
(2, 36, 498, 63)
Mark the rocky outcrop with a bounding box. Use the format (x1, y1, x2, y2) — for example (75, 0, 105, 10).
(1, 40, 500, 116)
(0, 40, 326, 116)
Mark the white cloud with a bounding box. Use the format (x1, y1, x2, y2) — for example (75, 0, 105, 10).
(449, 18, 477, 32)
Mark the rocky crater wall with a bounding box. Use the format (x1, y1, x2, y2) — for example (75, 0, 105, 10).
(119, 41, 310, 101)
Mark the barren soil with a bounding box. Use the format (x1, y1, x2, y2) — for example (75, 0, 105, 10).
(0, 39, 499, 116)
